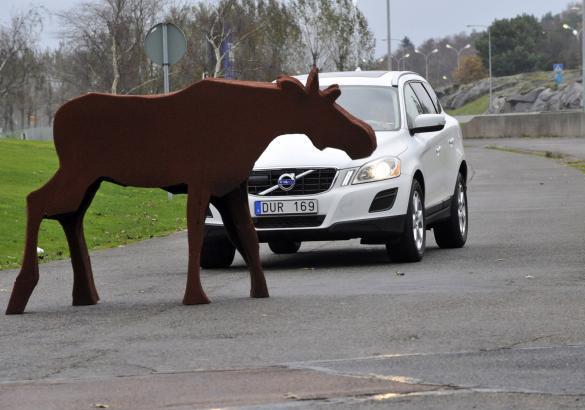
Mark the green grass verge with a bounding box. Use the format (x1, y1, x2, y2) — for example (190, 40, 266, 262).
(485, 145, 585, 175)
(0, 139, 187, 270)
(447, 94, 490, 116)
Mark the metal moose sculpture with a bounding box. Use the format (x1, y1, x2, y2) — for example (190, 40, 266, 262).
(6, 67, 376, 314)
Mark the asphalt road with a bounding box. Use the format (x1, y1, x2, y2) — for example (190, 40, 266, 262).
(1, 141, 584, 409)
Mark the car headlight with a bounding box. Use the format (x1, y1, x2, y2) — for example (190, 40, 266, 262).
(352, 157, 401, 184)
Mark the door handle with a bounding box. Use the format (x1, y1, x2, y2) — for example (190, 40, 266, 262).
(448, 137, 455, 146)
(435, 145, 441, 154)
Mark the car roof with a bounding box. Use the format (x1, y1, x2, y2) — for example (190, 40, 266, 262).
(293, 70, 424, 87)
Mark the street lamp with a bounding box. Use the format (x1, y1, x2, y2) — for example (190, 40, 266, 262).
(563, 0, 585, 112)
(386, 0, 391, 70)
(398, 53, 410, 71)
(467, 24, 492, 112)
(563, 23, 583, 37)
(414, 48, 438, 79)
(446, 43, 472, 70)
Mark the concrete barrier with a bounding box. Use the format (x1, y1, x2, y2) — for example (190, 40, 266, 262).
(456, 111, 585, 139)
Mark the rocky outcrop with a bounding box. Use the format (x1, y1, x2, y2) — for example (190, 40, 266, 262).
(504, 82, 582, 113)
(438, 69, 583, 114)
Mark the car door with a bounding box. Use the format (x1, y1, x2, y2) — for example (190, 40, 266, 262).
(422, 82, 459, 197)
(404, 82, 445, 208)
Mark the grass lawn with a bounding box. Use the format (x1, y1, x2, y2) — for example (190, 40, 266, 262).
(0, 139, 187, 270)
(447, 94, 490, 116)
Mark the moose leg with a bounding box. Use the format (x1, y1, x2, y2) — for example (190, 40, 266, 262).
(183, 185, 211, 305)
(5, 192, 44, 314)
(6, 169, 97, 314)
(57, 181, 101, 306)
(222, 183, 269, 299)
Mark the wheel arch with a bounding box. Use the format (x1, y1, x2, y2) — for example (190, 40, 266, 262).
(413, 170, 425, 198)
(459, 160, 468, 184)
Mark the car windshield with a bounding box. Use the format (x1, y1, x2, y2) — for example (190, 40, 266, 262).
(326, 85, 400, 131)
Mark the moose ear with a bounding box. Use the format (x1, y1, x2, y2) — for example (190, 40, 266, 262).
(305, 65, 320, 96)
(322, 84, 341, 103)
(277, 75, 306, 99)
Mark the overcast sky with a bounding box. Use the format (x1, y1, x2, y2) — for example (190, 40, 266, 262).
(0, 0, 572, 56)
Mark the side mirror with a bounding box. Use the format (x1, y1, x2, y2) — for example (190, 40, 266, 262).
(410, 114, 446, 135)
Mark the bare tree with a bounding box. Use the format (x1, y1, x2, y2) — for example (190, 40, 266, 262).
(329, 0, 373, 71)
(58, 0, 163, 94)
(194, 0, 267, 78)
(290, 0, 374, 71)
(0, 9, 43, 131)
(290, 0, 335, 69)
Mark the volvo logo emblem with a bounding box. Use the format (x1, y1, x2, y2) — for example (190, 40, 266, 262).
(277, 173, 296, 191)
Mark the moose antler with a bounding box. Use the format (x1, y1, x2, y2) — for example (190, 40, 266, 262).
(305, 65, 319, 95)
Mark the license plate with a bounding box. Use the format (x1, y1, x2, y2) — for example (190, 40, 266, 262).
(254, 199, 318, 216)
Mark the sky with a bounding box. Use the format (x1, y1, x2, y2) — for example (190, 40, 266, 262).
(0, 0, 573, 56)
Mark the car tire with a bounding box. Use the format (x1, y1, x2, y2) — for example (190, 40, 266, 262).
(433, 173, 468, 248)
(200, 234, 236, 269)
(386, 179, 425, 263)
(268, 241, 301, 254)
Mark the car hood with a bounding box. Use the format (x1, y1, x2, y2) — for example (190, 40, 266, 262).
(254, 132, 407, 170)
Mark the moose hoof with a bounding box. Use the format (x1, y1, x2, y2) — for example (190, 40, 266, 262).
(5, 279, 38, 315)
(250, 286, 269, 299)
(183, 292, 211, 305)
(6, 298, 27, 315)
(72, 293, 99, 306)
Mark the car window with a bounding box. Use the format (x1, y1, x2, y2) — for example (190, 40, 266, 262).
(410, 82, 437, 114)
(404, 84, 424, 128)
(327, 86, 400, 131)
(422, 83, 442, 113)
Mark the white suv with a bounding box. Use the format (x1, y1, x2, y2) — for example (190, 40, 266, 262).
(203, 71, 468, 266)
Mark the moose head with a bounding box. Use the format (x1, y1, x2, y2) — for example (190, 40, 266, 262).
(276, 67, 377, 160)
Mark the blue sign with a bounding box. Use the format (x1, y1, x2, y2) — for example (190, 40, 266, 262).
(553, 64, 564, 85)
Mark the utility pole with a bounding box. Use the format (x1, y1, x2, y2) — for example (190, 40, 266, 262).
(582, 0, 584, 111)
(387, 0, 392, 70)
(488, 26, 493, 113)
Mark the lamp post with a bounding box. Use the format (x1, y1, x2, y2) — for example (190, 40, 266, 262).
(467, 24, 492, 112)
(386, 0, 391, 70)
(445, 43, 471, 70)
(414, 48, 438, 79)
(379, 38, 402, 71)
(563, 18, 585, 112)
(398, 53, 410, 71)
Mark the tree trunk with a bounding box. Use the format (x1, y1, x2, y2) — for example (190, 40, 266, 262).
(213, 47, 223, 78)
(111, 37, 120, 94)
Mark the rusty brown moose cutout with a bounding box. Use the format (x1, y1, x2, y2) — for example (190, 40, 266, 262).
(6, 67, 376, 314)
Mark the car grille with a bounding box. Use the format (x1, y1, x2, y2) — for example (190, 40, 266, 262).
(253, 215, 326, 229)
(248, 168, 337, 196)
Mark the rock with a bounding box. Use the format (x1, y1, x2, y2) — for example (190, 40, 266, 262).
(507, 87, 545, 104)
(450, 79, 491, 109)
(560, 82, 582, 109)
(439, 68, 582, 114)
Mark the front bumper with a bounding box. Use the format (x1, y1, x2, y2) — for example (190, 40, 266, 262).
(206, 214, 406, 243)
(205, 169, 412, 242)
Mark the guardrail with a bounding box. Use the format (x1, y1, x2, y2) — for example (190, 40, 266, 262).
(0, 127, 53, 141)
(455, 111, 585, 139)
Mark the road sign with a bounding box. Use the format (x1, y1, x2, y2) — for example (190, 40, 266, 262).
(144, 22, 187, 200)
(553, 64, 564, 86)
(145, 23, 187, 67)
